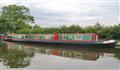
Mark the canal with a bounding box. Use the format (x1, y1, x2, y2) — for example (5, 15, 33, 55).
(0, 41, 120, 70)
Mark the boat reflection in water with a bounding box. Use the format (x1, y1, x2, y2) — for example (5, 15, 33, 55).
(0, 41, 120, 69)
(38, 47, 101, 61)
(36, 46, 117, 61)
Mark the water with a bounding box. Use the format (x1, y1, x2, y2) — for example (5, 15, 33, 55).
(0, 41, 120, 70)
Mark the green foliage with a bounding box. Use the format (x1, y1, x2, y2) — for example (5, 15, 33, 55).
(16, 28, 32, 34)
(0, 4, 34, 33)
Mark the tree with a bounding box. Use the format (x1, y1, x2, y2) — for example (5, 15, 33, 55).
(110, 24, 120, 40)
(84, 26, 97, 33)
(0, 4, 34, 33)
(94, 22, 103, 30)
(67, 25, 84, 33)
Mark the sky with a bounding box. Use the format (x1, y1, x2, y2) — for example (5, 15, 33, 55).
(0, 0, 120, 27)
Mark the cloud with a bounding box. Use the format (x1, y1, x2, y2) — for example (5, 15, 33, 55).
(0, 0, 119, 27)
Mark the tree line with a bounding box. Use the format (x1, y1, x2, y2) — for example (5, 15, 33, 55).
(0, 4, 120, 40)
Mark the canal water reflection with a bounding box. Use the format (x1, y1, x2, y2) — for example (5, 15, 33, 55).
(0, 41, 120, 70)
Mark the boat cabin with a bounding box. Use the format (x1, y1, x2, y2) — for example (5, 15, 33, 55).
(6, 33, 98, 42)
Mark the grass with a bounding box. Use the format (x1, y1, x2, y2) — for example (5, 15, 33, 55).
(116, 40, 120, 48)
(118, 40, 120, 44)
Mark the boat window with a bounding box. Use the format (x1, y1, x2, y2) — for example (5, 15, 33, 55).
(25, 36, 28, 38)
(18, 36, 21, 38)
(7, 36, 9, 38)
(39, 35, 46, 39)
(66, 35, 75, 40)
(46, 35, 54, 39)
(82, 34, 91, 40)
(10, 36, 12, 38)
(75, 35, 83, 40)
(21, 36, 25, 38)
(59, 35, 63, 40)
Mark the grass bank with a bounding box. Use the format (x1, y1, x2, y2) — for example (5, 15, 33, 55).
(116, 40, 120, 48)
(118, 41, 120, 45)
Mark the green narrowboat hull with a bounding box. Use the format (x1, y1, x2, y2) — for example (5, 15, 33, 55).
(4, 39, 116, 48)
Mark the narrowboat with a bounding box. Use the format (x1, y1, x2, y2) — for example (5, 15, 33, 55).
(4, 33, 116, 47)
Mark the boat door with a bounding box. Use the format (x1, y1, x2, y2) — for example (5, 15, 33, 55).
(54, 34, 59, 41)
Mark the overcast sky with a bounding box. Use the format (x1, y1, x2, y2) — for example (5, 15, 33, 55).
(0, 0, 119, 27)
